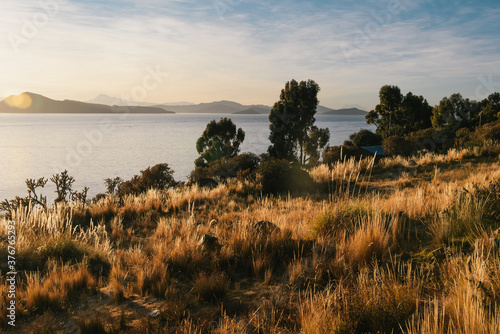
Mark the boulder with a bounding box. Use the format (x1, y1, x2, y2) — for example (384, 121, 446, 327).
(198, 234, 220, 250)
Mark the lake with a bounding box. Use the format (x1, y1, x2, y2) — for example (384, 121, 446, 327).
(0, 113, 375, 201)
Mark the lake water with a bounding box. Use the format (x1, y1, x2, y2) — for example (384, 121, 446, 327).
(0, 113, 375, 201)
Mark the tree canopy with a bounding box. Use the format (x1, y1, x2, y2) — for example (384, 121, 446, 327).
(431, 93, 481, 129)
(366, 85, 432, 139)
(195, 118, 245, 167)
(268, 79, 330, 165)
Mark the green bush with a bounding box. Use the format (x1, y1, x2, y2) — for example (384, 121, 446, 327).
(188, 153, 260, 184)
(345, 129, 382, 148)
(258, 158, 314, 194)
(382, 136, 415, 156)
(117, 163, 177, 197)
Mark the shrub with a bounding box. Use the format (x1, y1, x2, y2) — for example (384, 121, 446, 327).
(258, 158, 314, 194)
(117, 163, 177, 197)
(382, 135, 415, 156)
(312, 204, 370, 238)
(193, 272, 228, 303)
(322, 146, 343, 165)
(345, 129, 382, 148)
(188, 153, 260, 184)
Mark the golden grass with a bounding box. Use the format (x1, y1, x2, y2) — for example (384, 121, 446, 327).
(1, 145, 499, 332)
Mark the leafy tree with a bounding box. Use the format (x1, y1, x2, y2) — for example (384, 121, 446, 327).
(480, 92, 500, 125)
(431, 93, 480, 129)
(366, 85, 432, 138)
(401, 92, 433, 131)
(195, 118, 245, 167)
(104, 177, 123, 195)
(268, 79, 330, 165)
(304, 126, 330, 165)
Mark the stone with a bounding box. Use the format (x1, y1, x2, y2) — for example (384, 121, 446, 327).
(198, 234, 220, 250)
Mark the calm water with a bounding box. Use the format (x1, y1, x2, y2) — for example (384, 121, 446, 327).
(0, 113, 375, 201)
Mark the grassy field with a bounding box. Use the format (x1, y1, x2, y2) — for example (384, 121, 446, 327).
(1, 143, 500, 333)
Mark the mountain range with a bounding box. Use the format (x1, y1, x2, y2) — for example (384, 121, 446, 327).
(0, 93, 174, 114)
(0, 92, 368, 115)
(88, 94, 368, 115)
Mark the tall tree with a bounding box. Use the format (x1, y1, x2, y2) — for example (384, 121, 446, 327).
(268, 79, 330, 165)
(195, 118, 245, 167)
(480, 92, 500, 125)
(367, 85, 432, 138)
(431, 93, 480, 129)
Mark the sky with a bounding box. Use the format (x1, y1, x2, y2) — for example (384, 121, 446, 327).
(1, 0, 500, 110)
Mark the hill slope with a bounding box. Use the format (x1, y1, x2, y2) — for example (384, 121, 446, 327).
(0, 93, 175, 114)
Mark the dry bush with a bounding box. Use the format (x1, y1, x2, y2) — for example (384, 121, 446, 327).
(23, 265, 97, 312)
(337, 213, 392, 269)
(301, 264, 420, 333)
(193, 271, 228, 303)
(110, 264, 127, 302)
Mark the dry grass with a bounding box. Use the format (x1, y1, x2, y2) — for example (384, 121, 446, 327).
(1, 145, 499, 332)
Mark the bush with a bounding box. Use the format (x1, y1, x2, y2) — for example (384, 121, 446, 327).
(322, 146, 343, 165)
(382, 136, 415, 156)
(188, 153, 260, 184)
(117, 163, 177, 197)
(345, 129, 382, 148)
(258, 158, 314, 194)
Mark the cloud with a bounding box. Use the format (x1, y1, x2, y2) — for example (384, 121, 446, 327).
(1, 0, 499, 108)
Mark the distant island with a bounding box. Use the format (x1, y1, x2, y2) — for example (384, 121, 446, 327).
(0, 92, 368, 115)
(88, 94, 368, 115)
(0, 93, 175, 114)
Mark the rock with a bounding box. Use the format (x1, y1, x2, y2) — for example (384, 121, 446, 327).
(149, 310, 160, 318)
(198, 234, 220, 250)
(247, 221, 280, 236)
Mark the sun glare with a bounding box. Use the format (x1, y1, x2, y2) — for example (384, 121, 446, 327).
(5, 93, 33, 109)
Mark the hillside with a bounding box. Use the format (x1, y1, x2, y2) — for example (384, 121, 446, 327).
(0, 93, 175, 114)
(2, 139, 499, 332)
(318, 106, 368, 115)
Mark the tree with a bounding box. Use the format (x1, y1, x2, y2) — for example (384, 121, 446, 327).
(480, 92, 500, 125)
(51, 170, 75, 203)
(431, 93, 480, 129)
(401, 92, 433, 131)
(268, 79, 330, 165)
(366, 85, 432, 138)
(104, 177, 123, 195)
(195, 118, 245, 167)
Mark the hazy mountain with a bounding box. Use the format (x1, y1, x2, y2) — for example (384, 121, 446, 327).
(87, 94, 195, 107)
(318, 106, 368, 115)
(153, 100, 271, 114)
(0, 93, 174, 114)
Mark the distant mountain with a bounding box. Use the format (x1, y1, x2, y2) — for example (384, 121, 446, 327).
(153, 100, 271, 114)
(87, 94, 195, 107)
(233, 108, 264, 115)
(0, 93, 174, 114)
(318, 106, 368, 116)
(340, 104, 368, 111)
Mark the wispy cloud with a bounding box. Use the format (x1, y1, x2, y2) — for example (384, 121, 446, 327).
(1, 0, 499, 108)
